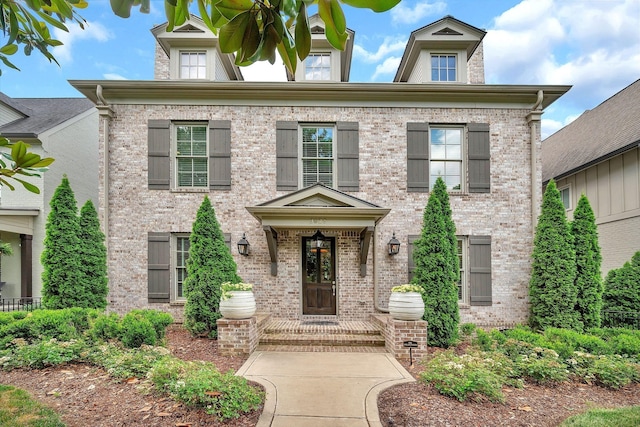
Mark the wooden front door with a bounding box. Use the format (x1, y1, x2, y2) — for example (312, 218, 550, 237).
(302, 236, 336, 315)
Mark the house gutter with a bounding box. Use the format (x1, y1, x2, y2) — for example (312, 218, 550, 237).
(373, 228, 389, 313)
(95, 85, 114, 255)
(527, 90, 544, 238)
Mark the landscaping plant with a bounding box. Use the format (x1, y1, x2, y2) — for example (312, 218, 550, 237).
(78, 200, 109, 309)
(602, 251, 640, 328)
(411, 177, 459, 347)
(183, 196, 242, 338)
(529, 180, 581, 331)
(571, 194, 603, 329)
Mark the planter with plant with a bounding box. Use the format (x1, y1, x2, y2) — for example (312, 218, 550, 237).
(219, 282, 256, 320)
(389, 284, 425, 321)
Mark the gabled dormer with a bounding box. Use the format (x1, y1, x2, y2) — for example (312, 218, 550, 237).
(288, 14, 354, 82)
(151, 16, 243, 81)
(394, 16, 486, 84)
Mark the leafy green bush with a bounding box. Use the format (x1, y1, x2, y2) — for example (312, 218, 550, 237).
(568, 352, 640, 389)
(129, 309, 173, 340)
(543, 327, 610, 357)
(2, 339, 88, 370)
(513, 347, 569, 384)
(120, 312, 157, 348)
(89, 343, 170, 379)
(459, 323, 476, 338)
(149, 360, 263, 420)
(0, 309, 91, 348)
(87, 312, 122, 342)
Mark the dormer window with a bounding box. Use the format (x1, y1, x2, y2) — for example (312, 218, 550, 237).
(431, 54, 456, 82)
(180, 51, 206, 79)
(305, 54, 331, 80)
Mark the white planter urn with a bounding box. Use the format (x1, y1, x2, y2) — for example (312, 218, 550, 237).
(219, 291, 256, 320)
(388, 292, 425, 321)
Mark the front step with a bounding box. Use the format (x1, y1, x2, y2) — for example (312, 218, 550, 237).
(257, 319, 386, 352)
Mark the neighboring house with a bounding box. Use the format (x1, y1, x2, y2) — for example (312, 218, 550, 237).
(542, 79, 640, 275)
(0, 93, 98, 303)
(70, 15, 569, 327)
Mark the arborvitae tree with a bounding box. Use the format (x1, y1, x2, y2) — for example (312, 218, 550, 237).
(78, 200, 108, 309)
(529, 180, 581, 331)
(571, 194, 603, 329)
(184, 196, 242, 338)
(41, 176, 83, 309)
(411, 178, 459, 347)
(602, 251, 640, 327)
(432, 177, 459, 278)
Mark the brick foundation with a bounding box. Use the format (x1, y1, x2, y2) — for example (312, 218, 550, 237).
(216, 317, 259, 356)
(372, 314, 428, 360)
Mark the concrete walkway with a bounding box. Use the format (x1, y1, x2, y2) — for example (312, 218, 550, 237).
(236, 351, 415, 426)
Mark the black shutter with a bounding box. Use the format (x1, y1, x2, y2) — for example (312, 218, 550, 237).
(337, 121, 359, 191)
(148, 232, 170, 303)
(209, 120, 231, 190)
(276, 121, 298, 191)
(148, 120, 171, 190)
(407, 234, 419, 282)
(407, 123, 430, 192)
(469, 235, 492, 306)
(468, 123, 490, 193)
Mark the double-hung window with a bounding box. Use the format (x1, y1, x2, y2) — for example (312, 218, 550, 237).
(180, 51, 206, 79)
(431, 54, 457, 82)
(304, 53, 331, 80)
(430, 127, 463, 190)
(558, 185, 571, 210)
(176, 124, 208, 188)
(301, 125, 335, 187)
(175, 235, 190, 300)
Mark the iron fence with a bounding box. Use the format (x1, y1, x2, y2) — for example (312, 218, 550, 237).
(0, 297, 42, 312)
(601, 310, 640, 329)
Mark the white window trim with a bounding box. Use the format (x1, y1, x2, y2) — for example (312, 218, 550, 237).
(171, 122, 209, 190)
(298, 124, 337, 189)
(170, 47, 216, 80)
(424, 49, 468, 83)
(303, 52, 332, 81)
(558, 184, 572, 211)
(429, 125, 466, 192)
(457, 236, 468, 305)
(172, 233, 190, 302)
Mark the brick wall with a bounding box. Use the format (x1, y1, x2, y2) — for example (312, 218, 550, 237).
(101, 103, 537, 327)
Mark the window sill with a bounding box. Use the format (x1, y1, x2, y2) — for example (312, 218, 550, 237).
(171, 187, 209, 193)
(459, 303, 470, 310)
(170, 300, 186, 306)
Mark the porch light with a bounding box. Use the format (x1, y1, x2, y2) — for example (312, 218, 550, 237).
(311, 229, 325, 248)
(388, 232, 400, 256)
(237, 233, 250, 256)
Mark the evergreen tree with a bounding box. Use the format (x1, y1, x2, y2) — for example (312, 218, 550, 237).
(184, 196, 241, 338)
(411, 178, 459, 347)
(78, 200, 108, 309)
(41, 176, 83, 309)
(529, 180, 581, 331)
(571, 194, 603, 329)
(602, 251, 640, 327)
(432, 177, 459, 277)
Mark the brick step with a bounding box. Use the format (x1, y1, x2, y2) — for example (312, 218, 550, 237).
(262, 320, 382, 336)
(259, 332, 385, 347)
(256, 344, 388, 353)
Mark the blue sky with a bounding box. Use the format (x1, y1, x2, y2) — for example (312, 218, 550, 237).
(0, 0, 639, 139)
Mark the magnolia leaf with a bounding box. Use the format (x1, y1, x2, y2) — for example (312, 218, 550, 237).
(11, 141, 28, 162)
(219, 11, 251, 53)
(0, 178, 16, 191)
(277, 38, 297, 74)
(13, 177, 41, 194)
(340, 0, 401, 12)
(318, 0, 348, 50)
(330, 0, 346, 34)
(0, 44, 18, 55)
(217, 0, 254, 20)
(259, 24, 279, 63)
(175, 0, 190, 25)
(15, 153, 41, 168)
(164, 1, 176, 31)
(239, 12, 261, 62)
(35, 10, 72, 31)
(294, 2, 311, 59)
(110, 0, 134, 18)
(0, 138, 9, 146)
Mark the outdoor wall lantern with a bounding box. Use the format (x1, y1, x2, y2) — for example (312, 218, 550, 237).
(311, 229, 325, 248)
(237, 233, 250, 256)
(388, 232, 401, 256)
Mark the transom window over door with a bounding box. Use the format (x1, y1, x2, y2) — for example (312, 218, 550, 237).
(302, 125, 335, 187)
(180, 51, 206, 79)
(431, 54, 456, 82)
(305, 54, 331, 80)
(176, 124, 208, 188)
(430, 127, 463, 190)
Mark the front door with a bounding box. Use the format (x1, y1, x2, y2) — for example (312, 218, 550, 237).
(302, 236, 336, 315)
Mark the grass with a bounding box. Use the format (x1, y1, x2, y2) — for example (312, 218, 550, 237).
(0, 384, 65, 427)
(560, 406, 640, 426)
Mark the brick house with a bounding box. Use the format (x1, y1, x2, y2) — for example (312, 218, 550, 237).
(0, 93, 98, 306)
(71, 15, 569, 328)
(542, 79, 640, 275)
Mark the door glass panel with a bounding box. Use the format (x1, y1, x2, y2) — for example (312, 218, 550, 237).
(305, 239, 318, 282)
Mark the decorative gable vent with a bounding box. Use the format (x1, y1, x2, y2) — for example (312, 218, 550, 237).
(432, 27, 463, 36)
(174, 24, 205, 33)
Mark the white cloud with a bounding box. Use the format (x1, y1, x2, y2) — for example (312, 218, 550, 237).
(541, 114, 578, 140)
(103, 73, 128, 80)
(52, 21, 111, 64)
(484, 0, 640, 125)
(371, 57, 401, 81)
(353, 37, 406, 63)
(242, 58, 287, 82)
(391, 1, 447, 25)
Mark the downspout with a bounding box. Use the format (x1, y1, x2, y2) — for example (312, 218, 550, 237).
(527, 90, 544, 238)
(373, 227, 389, 313)
(95, 85, 114, 258)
